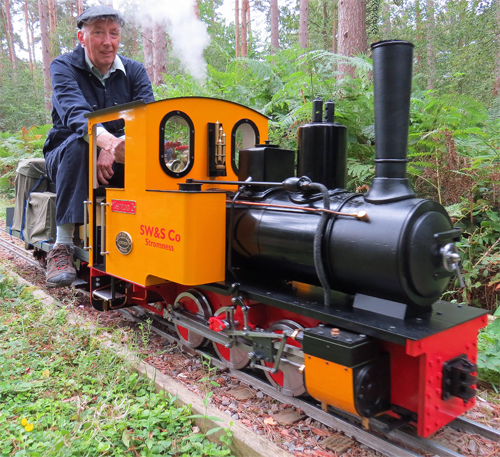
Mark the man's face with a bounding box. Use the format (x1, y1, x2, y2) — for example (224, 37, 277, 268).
(77, 18, 121, 75)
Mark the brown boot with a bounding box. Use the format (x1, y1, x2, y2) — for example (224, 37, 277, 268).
(46, 244, 77, 288)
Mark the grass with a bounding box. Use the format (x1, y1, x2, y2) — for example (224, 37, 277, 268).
(0, 194, 12, 220)
(0, 267, 233, 457)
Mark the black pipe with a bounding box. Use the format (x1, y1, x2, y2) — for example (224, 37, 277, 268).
(364, 40, 416, 203)
(324, 101, 335, 123)
(312, 98, 323, 122)
(301, 180, 332, 306)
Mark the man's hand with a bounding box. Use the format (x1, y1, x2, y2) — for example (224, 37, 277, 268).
(96, 131, 125, 184)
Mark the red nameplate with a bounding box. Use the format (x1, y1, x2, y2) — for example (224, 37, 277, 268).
(111, 199, 136, 214)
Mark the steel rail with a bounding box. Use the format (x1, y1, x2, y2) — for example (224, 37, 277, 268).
(0, 236, 43, 269)
(450, 416, 500, 442)
(369, 419, 465, 457)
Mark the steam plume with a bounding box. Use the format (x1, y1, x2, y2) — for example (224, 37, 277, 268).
(119, 0, 210, 81)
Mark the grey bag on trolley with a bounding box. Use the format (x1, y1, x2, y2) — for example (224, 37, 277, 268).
(24, 192, 56, 243)
(11, 158, 49, 238)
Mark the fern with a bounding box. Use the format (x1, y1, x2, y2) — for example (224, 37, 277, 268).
(0, 128, 46, 195)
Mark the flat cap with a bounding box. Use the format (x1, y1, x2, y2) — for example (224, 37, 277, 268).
(77, 5, 125, 29)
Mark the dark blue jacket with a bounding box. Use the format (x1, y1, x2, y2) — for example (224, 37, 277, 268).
(43, 44, 155, 155)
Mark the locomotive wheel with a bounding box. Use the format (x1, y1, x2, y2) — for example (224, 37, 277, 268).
(174, 290, 212, 349)
(262, 320, 306, 397)
(211, 307, 250, 369)
(213, 340, 250, 370)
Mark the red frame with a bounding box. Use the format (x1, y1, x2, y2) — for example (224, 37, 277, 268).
(383, 314, 488, 437)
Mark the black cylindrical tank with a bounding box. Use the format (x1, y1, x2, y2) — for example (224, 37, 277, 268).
(297, 99, 347, 190)
(231, 190, 455, 308)
(232, 190, 354, 285)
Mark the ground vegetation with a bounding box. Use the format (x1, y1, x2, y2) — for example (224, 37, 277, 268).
(0, 266, 233, 456)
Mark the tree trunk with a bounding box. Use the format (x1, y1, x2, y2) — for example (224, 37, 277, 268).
(28, 2, 37, 70)
(299, 0, 309, 48)
(415, 0, 422, 66)
(270, 0, 279, 53)
(71, 1, 76, 47)
(141, 13, 155, 83)
(153, 20, 167, 85)
(494, 0, 500, 96)
(241, 0, 248, 57)
(38, 0, 53, 120)
(48, 0, 56, 31)
(337, 0, 367, 78)
(48, 0, 59, 58)
(323, 0, 328, 50)
(246, 0, 251, 53)
(235, 0, 240, 58)
(2, 0, 17, 71)
(133, 23, 138, 58)
(381, 0, 391, 38)
(24, 0, 34, 72)
(332, 0, 338, 53)
(73, 0, 83, 48)
(426, 0, 436, 90)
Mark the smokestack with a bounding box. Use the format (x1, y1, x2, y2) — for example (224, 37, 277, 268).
(364, 40, 415, 203)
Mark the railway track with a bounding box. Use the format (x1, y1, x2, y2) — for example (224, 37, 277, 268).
(120, 306, 500, 457)
(0, 234, 43, 269)
(1, 232, 499, 457)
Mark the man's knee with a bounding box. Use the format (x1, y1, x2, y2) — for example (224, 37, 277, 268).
(61, 135, 89, 168)
(45, 135, 89, 184)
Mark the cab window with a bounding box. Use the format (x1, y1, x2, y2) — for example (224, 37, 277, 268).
(231, 119, 259, 174)
(159, 111, 194, 178)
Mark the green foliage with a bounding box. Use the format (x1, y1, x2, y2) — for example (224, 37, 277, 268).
(0, 61, 47, 133)
(407, 91, 496, 205)
(185, 354, 234, 446)
(0, 268, 234, 457)
(366, 0, 381, 40)
(0, 126, 49, 197)
(478, 310, 500, 386)
(0, 194, 10, 220)
(444, 205, 500, 308)
(385, 0, 498, 106)
(201, 0, 237, 71)
(4, 0, 500, 131)
(277, 0, 300, 49)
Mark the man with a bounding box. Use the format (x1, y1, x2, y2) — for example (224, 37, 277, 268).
(43, 5, 155, 288)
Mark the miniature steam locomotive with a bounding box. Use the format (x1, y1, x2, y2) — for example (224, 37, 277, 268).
(7, 40, 488, 438)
